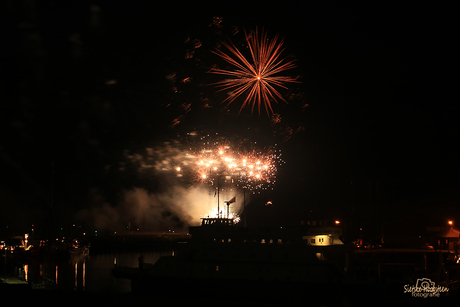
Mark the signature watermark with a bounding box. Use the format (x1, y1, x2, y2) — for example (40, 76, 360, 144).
(404, 278, 449, 298)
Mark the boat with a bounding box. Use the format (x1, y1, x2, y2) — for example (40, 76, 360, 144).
(112, 216, 349, 305)
(113, 214, 460, 305)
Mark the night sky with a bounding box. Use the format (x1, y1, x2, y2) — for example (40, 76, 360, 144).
(1, 1, 458, 235)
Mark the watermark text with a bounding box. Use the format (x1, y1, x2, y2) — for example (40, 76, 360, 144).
(404, 278, 449, 298)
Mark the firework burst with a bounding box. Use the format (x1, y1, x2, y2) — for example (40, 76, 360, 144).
(187, 136, 283, 193)
(209, 28, 298, 115)
(122, 135, 284, 224)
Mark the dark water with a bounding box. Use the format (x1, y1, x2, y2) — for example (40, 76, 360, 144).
(19, 251, 172, 294)
(9, 249, 457, 306)
(14, 250, 272, 306)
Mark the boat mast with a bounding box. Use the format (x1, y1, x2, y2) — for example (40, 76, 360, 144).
(244, 188, 246, 227)
(217, 175, 220, 218)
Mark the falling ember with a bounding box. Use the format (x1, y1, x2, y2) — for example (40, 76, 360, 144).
(209, 28, 298, 115)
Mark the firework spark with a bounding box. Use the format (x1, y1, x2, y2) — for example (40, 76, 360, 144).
(122, 136, 283, 224)
(209, 28, 298, 115)
(187, 137, 283, 192)
(122, 137, 282, 192)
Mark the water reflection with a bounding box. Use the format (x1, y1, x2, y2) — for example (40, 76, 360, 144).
(74, 263, 77, 287)
(21, 251, 169, 293)
(83, 261, 86, 288)
(24, 264, 28, 282)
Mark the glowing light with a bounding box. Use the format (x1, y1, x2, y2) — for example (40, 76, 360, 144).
(184, 138, 282, 192)
(209, 28, 298, 115)
(335, 220, 341, 225)
(24, 265, 28, 282)
(121, 136, 284, 225)
(75, 263, 78, 287)
(83, 261, 86, 288)
(203, 209, 241, 224)
(448, 220, 453, 226)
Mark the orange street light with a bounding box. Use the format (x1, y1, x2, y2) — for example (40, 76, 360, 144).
(448, 220, 454, 226)
(335, 220, 341, 225)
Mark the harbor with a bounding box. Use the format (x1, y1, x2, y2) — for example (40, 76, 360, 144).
(2, 2, 458, 306)
(2, 216, 460, 306)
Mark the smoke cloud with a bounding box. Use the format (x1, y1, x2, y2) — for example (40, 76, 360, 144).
(77, 139, 247, 232)
(78, 186, 243, 232)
